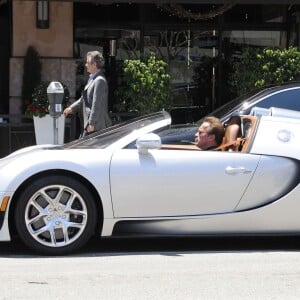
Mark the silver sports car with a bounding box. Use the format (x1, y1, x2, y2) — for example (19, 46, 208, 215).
(0, 107, 299, 255)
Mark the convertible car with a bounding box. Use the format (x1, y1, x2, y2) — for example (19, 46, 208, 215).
(0, 106, 299, 255)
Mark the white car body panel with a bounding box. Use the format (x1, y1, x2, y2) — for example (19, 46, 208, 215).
(235, 155, 299, 211)
(251, 116, 300, 159)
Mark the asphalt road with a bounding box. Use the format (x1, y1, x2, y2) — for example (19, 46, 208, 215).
(0, 236, 300, 299)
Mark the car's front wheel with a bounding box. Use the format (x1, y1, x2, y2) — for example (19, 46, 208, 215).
(14, 174, 97, 255)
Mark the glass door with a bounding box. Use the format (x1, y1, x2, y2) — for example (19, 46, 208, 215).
(143, 29, 218, 120)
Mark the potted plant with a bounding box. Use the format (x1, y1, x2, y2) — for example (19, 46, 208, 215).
(25, 81, 70, 144)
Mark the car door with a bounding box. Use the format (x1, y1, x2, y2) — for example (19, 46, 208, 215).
(110, 149, 261, 218)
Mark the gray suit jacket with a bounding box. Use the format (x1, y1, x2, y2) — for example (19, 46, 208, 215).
(71, 71, 112, 132)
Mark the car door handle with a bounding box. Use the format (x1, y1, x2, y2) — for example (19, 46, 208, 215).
(225, 166, 252, 175)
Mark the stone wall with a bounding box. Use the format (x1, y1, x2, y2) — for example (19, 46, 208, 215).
(10, 1, 75, 114)
(9, 57, 76, 114)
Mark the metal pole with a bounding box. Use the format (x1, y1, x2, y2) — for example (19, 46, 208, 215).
(53, 117, 58, 144)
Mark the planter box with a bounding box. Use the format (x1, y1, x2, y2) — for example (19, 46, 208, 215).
(33, 115, 65, 145)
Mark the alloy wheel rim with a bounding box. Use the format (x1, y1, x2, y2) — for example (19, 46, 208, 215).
(24, 185, 88, 248)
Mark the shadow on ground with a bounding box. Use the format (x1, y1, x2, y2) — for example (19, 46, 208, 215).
(1, 236, 300, 257)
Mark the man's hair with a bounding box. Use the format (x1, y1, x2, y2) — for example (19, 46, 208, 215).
(87, 51, 105, 69)
(204, 116, 225, 146)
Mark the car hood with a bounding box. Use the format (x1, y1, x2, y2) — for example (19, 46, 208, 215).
(0, 144, 59, 168)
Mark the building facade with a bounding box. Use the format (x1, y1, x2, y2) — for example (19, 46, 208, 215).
(1, 1, 300, 143)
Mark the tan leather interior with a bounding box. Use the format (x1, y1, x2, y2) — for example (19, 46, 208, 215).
(217, 115, 258, 152)
(240, 115, 258, 152)
(217, 115, 242, 151)
(160, 144, 199, 151)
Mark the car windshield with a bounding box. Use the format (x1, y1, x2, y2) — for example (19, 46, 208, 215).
(64, 111, 170, 149)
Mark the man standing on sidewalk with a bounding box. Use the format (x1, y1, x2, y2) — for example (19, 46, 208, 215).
(64, 50, 112, 137)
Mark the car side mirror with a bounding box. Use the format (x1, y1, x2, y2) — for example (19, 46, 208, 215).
(136, 133, 161, 154)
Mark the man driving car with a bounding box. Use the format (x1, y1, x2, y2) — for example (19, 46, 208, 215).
(195, 116, 225, 150)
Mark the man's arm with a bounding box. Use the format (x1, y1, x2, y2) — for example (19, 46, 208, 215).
(63, 97, 81, 116)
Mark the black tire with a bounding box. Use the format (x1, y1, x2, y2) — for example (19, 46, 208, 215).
(14, 174, 98, 255)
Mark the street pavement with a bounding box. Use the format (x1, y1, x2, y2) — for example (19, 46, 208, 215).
(0, 236, 300, 299)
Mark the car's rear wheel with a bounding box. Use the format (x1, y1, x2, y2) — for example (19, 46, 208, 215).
(14, 174, 97, 255)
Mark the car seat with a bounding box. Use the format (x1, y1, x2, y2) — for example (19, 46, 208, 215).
(217, 113, 243, 151)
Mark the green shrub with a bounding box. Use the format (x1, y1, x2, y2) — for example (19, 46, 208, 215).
(115, 53, 171, 115)
(231, 46, 300, 95)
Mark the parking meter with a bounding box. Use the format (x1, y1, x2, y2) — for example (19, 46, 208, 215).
(47, 81, 64, 117)
(47, 81, 64, 144)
